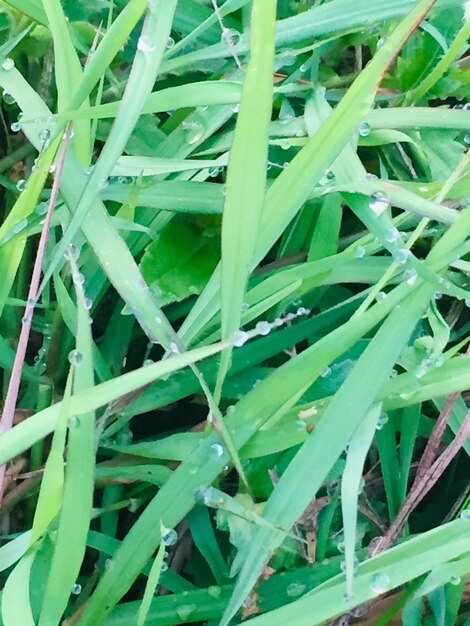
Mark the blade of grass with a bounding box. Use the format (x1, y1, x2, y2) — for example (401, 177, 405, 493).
(136, 539, 165, 626)
(342, 403, 381, 601)
(216, 0, 276, 397)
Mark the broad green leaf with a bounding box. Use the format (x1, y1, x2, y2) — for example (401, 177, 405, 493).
(140, 214, 221, 306)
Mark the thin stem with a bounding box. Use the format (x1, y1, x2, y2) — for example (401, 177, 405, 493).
(0, 126, 72, 504)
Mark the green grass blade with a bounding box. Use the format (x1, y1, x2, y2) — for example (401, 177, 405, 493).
(341, 403, 380, 601)
(38, 256, 96, 626)
(1, 550, 36, 626)
(216, 0, 276, 397)
(136, 540, 165, 626)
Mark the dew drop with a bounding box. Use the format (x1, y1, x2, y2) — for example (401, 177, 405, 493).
(376, 291, 387, 302)
(370, 572, 390, 594)
(460, 509, 470, 520)
(233, 330, 249, 347)
(16, 179, 27, 192)
(166, 36, 175, 49)
(255, 321, 271, 336)
(143, 359, 153, 367)
(197, 486, 217, 506)
(393, 248, 410, 265)
(320, 366, 331, 378)
(385, 227, 400, 243)
(137, 35, 156, 53)
(169, 342, 180, 354)
(286, 582, 306, 597)
(319, 169, 335, 186)
(376, 412, 388, 430)
(161, 526, 178, 546)
(450, 575, 461, 585)
(465, 298, 470, 308)
(221, 28, 240, 47)
(68, 349, 83, 366)
(354, 245, 366, 259)
(11, 121, 21, 133)
(404, 268, 417, 285)
(84, 297, 92, 310)
(71, 583, 82, 595)
(358, 121, 371, 137)
(1, 58, 14, 71)
(210, 443, 224, 458)
(369, 192, 390, 214)
(208, 166, 221, 178)
(231, 103, 240, 113)
(208, 585, 222, 598)
(73, 273, 85, 286)
(241, 302, 249, 312)
(280, 138, 291, 150)
(64, 243, 80, 262)
(2, 91, 15, 105)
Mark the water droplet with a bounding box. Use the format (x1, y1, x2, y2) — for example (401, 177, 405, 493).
(358, 121, 371, 137)
(2, 91, 15, 105)
(221, 28, 240, 47)
(385, 227, 400, 243)
(418, 185, 429, 192)
(231, 103, 240, 113)
(155, 315, 162, 324)
(210, 443, 224, 458)
(176, 603, 197, 620)
(462, 103, 470, 111)
(255, 321, 271, 336)
(366, 172, 378, 180)
(300, 62, 309, 73)
(376, 291, 387, 302)
(393, 248, 410, 265)
(71, 583, 82, 595)
(450, 575, 461, 585)
(68, 349, 83, 366)
(2, 58, 14, 71)
(49, 164, 56, 174)
(280, 138, 291, 150)
(73, 273, 85, 286)
(465, 298, 470, 308)
(319, 170, 335, 186)
(99, 178, 109, 189)
(16, 179, 27, 192)
(433, 291, 442, 300)
(241, 302, 249, 312)
(297, 307, 309, 316)
(11, 121, 21, 133)
(64, 243, 80, 262)
(197, 486, 217, 506)
(370, 572, 390, 594)
(233, 330, 249, 347)
(137, 35, 156, 53)
(183, 120, 204, 145)
(286, 582, 306, 597)
(166, 36, 175, 49)
(320, 366, 331, 378)
(208, 166, 221, 178)
(464, 134, 470, 145)
(415, 360, 429, 379)
(83, 297, 92, 310)
(143, 359, 153, 367)
(39, 128, 51, 143)
(169, 342, 180, 354)
(369, 192, 390, 214)
(208, 585, 222, 598)
(460, 509, 470, 520)
(376, 412, 388, 430)
(161, 527, 177, 546)
(354, 245, 366, 259)
(404, 268, 417, 285)
(226, 405, 235, 415)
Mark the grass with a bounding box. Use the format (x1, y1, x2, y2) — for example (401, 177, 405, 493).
(0, 0, 470, 625)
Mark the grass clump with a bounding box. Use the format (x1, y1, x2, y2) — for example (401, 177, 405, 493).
(0, 0, 470, 624)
